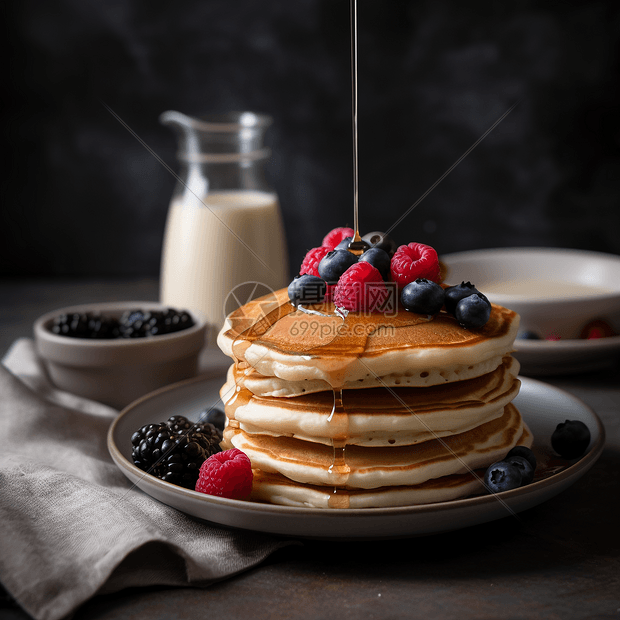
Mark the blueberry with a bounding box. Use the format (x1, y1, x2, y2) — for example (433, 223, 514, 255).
(506, 455, 535, 485)
(335, 236, 371, 253)
(362, 231, 397, 256)
(518, 331, 542, 340)
(506, 445, 537, 470)
(359, 247, 391, 281)
(199, 407, 226, 432)
(551, 420, 591, 459)
(400, 278, 445, 315)
(444, 281, 482, 315)
(287, 274, 327, 306)
(455, 293, 491, 329)
(317, 249, 358, 284)
(484, 460, 523, 493)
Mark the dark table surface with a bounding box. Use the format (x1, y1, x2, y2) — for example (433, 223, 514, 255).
(1, 278, 619, 620)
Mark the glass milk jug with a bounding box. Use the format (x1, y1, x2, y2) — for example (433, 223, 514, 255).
(159, 111, 289, 345)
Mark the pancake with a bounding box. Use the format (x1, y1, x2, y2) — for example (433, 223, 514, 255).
(223, 403, 526, 489)
(220, 356, 521, 447)
(216, 283, 527, 509)
(217, 287, 520, 390)
(249, 424, 532, 509)
(225, 352, 509, 397)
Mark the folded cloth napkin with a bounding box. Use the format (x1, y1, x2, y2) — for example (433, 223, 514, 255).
(0, 339, 298, 620)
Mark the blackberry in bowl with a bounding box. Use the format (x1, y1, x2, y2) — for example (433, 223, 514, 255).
(34, 302, 206, 410)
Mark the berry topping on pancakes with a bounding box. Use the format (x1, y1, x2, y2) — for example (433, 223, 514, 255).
(390, 242, 441, 286)
(336, 236, 371, 252)
(289, 227, 491, 328)
(362, 231, 397, 256)
(333, 262, 388, 312)
(288, 274, 327, 306)
(300, 246, 331, 278)
(454, 293, 492, 330)
(400, 278, 445, 315)
(322, 227, 356, 250)
(318, 249, 359, 284)
(359, 247, 391, 281)
(444, 281, 482, 315)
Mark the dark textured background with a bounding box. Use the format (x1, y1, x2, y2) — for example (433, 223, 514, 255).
(4, 0, 620, 280)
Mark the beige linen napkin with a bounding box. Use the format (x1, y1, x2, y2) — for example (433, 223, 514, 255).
(0, 339, 297, 620)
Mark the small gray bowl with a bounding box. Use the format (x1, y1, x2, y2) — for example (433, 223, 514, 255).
(34, 302, 207, 410)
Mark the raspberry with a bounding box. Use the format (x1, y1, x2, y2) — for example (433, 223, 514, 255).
(195, 448, 253, 500)
(324, 283, 337, 301)
(333, 262, 389, 313)
(300, 246, 331, 277)
(322, 227, 355, 250)
(390, 242, 441, 287)
(580, 319, 615, 339)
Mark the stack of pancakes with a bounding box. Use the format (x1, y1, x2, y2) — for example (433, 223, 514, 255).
(217, 287, 530, 509)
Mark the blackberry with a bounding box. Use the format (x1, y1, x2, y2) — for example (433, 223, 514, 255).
(119, 308, 194, 338)
(130, 416, 222, 489)
(51, 312, 120, 339)
(190, 420, 223, 445)
(50, 307, 194, 339)
(156, 308, 194, 335)
(85, 314, 121, 338)
(166, 414, 223, 443)
(166, 415, 194, 434)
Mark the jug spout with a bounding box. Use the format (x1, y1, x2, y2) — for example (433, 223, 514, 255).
(160, 110, 203, 160)
(159, 110, 195, 131)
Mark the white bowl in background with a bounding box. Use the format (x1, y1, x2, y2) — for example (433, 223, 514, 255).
(441, 247, 620, 340)
(34, 302, 207, 410)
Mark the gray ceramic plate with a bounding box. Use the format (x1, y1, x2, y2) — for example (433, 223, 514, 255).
(513, 335, 620, 376)
(108, 375, 605, 539)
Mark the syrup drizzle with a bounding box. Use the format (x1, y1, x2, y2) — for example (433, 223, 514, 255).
(327, 388, 351, 508)
(347, 0, 365, 257)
